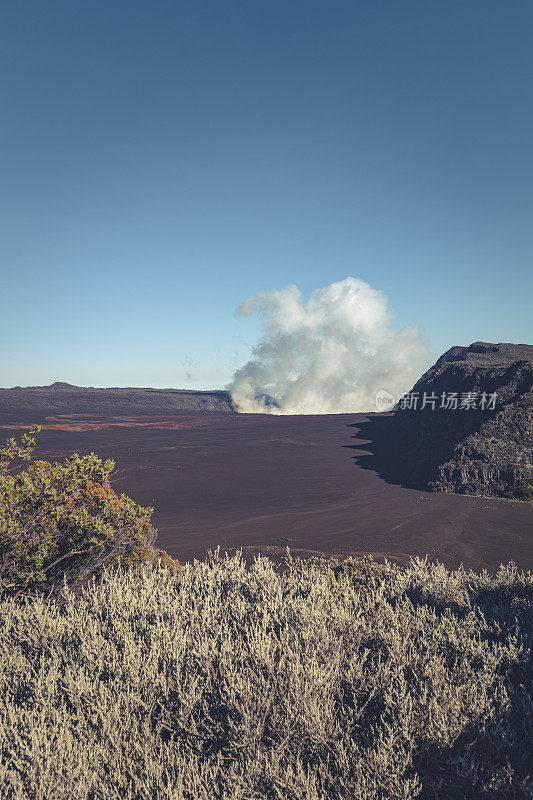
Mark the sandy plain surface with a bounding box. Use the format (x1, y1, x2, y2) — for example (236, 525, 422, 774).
(1, 411, 531, 572)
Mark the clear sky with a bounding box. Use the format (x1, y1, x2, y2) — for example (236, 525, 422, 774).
(1, 0, 532, 389)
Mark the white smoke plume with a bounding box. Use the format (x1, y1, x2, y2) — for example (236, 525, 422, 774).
(228, 277, 430, 414)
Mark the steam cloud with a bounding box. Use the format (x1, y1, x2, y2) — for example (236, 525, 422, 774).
(228, 277, 430, 414)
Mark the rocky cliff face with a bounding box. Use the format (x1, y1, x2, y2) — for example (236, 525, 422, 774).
(392, 342, 532, 500)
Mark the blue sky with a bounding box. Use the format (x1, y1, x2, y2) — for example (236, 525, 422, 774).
(1, 0, 532, 389)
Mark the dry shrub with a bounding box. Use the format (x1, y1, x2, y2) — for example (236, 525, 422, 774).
(0, 549, 531, 799)
(0, 427, 179, 603)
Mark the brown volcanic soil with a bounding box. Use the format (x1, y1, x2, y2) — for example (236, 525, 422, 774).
(0, 412, 531, 572)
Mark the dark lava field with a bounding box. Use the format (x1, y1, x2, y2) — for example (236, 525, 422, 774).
(1, 411, 531, 572)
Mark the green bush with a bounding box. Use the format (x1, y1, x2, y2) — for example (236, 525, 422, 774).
(0, 427, 179, 602)
(0, 550, 531, 799)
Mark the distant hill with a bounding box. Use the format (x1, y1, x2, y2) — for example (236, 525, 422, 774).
(0, 382, 235, 415)
(392, 342, 533, 500)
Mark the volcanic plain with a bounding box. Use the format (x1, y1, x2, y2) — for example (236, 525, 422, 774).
(1, 410, 531, 572)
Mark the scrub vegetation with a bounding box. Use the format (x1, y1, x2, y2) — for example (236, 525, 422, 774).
(0, 431, 531, 799)
(0, 427, 179, 603)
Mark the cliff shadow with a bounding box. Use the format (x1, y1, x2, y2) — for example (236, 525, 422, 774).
(343, 414, 432, 491)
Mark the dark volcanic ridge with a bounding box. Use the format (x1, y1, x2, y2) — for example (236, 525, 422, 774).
(389, 342, 532, 500)
(0, 382, 235, 415)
